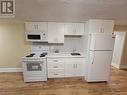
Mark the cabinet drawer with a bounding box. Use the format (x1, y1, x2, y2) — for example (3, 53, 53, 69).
(47, 58, 64, 63)
(47, 62, 64, 69)
(48, 69, 65, 78)
(65, 58, 85, 62)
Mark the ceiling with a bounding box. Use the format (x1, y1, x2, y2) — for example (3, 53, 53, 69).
(1, 0, 127, 25)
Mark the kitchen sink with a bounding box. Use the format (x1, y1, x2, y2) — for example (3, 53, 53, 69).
(71, 53, 81, 56)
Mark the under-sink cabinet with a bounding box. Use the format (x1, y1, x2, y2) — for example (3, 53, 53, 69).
(64, 58, 85, 77)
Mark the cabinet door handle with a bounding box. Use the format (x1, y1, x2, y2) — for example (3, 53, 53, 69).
(100, 28, 101, 33)
(73, 64, 75, 68)
(54, 73, 58, 75)
(53, 66, 58, 68)
(34, 25, 36, 29)
(74, 64, 77, 68)
(102, 28, 104, 33)
(53, 60, 58, 62)
(34, 25, 38, 30)
(100, 28, 104, 33)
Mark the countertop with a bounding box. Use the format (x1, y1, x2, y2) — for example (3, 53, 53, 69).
(47, 52, 87, 58)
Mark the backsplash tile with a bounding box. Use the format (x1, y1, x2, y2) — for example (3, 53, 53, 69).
(32, 37, 86, 53)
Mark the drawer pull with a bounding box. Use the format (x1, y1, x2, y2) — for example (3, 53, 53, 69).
(54, 73, 58, 75)
(53, 60, 58, 62)
(53, 66, 58, 68)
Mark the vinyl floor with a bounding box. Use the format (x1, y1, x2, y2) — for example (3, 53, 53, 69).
(0, 67, 127, 95)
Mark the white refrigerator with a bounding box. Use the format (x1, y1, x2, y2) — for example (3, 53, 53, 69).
(85, 34, 115, 82)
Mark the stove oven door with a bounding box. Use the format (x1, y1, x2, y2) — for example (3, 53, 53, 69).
(22, 61, 47, 77)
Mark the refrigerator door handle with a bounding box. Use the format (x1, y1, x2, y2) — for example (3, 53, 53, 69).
(92, 59, 94, 64)
(92, 52, 95, 64)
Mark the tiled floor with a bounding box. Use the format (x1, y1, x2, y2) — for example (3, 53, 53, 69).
(0, 67, 127, 95)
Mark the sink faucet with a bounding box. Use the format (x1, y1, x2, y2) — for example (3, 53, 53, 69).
(54, 49, 59, 53)
(72, 48, 76, 53)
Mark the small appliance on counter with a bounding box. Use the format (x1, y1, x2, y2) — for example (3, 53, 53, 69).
(22, 46, 49, 82)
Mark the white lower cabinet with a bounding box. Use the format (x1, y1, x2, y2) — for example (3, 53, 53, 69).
(47, 58, 65, 78)
(64, 58, 85, 77)
(47, 57, 86, 78)
(48, 69, 65, 78)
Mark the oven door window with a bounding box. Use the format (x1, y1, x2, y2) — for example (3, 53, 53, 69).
(27, 34, 41, 40)
(27, 63, 42, 71)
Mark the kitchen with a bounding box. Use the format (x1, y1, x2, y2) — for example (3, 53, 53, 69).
(1, 0, 127, 95)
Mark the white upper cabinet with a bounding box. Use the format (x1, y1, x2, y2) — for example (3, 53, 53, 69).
(48, 22, 64, 43)
(25, 22, 48, 32)
(64, 23, 84, 36)
(85, 19, 114, 34)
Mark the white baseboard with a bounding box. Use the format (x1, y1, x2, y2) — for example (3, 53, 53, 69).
(111, 63, 120, 69)
(119, 65, 127, 69)
(0, 68, 23, 72)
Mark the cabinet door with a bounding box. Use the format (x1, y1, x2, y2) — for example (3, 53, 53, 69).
(75, 62, 85, 76)
(64, 23, 84, 35)
(76, 23, 84, 35)
(37, 22, 48, 31)
(65, 62, 75, 77)
(64, 23, 76, 35)
(102, 20, 114, 34)
(48, 22, 64, 43)
(89, 20, 114, 34)
(25, 22, 37, 31)
(25, 22, 48, 31)
(64, 58, 85, 77)
(89, 20, 102, 33)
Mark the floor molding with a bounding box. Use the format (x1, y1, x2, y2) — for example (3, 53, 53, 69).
(111, 63, 120, 69)
(0, 68, 22, 72)
(119, 65, 127, 69)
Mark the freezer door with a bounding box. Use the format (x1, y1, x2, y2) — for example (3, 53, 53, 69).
(90, 34, 115, 50)
(86, 51, 112, 82)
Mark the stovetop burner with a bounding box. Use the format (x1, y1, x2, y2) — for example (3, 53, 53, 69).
(26, 53, 35, 57)
(40, 53, 48, 57)
(25, 53, 47, 58)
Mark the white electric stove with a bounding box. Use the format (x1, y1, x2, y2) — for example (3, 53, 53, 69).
(22, 46, 49, 82)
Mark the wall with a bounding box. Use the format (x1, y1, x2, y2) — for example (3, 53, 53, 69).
(112, 32, 126, 68)
(113, 25, 127, 69)
(120, 33, 127, 66)
(0, 23, 31, 68)
(114, 25, 127, 31)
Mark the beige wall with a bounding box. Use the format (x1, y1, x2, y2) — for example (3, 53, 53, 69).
(114, 25, 127, 67)
(120, 33, 127, 65)
(114, 25, 127, 31)
(0, 23, 31, 68)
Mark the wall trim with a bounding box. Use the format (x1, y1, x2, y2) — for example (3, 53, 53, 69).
(119, 65, 127, 69)
(0, 68, 22, 72)
(111, 63, 120, 69)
